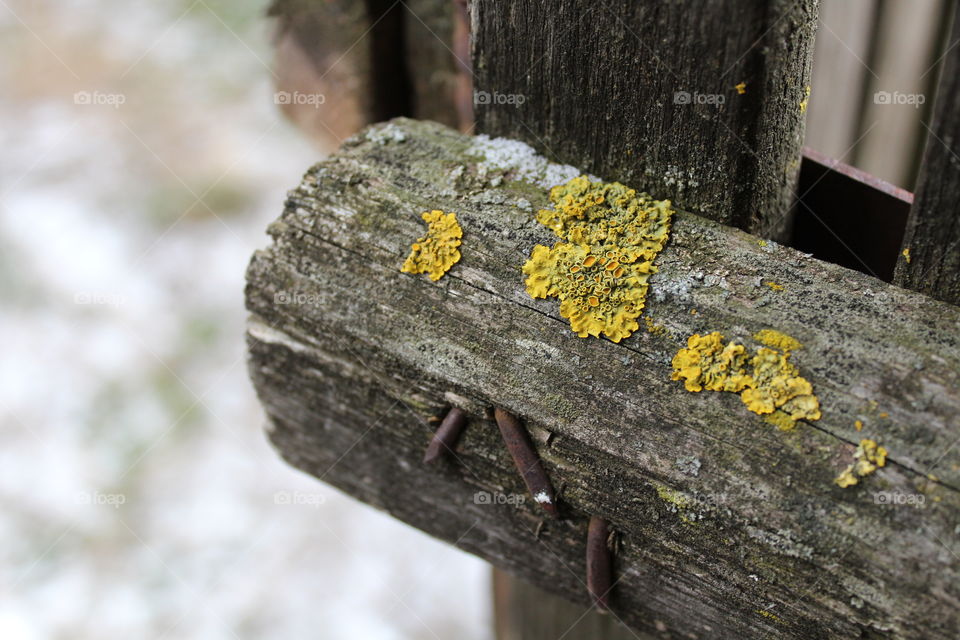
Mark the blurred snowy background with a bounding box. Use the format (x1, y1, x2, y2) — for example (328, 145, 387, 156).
(0, 1, 489, 638)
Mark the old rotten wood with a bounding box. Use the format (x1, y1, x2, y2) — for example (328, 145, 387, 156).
(471, 0, 820, 240)
(894, 1, 960, 306)
(245, 119, 959, 639)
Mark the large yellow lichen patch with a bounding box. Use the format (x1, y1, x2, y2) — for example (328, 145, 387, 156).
(835, 439, 888, 487)
(522, 176, 674, 342)
(671, 332, 821, 430)
(401, 210, 462, 281)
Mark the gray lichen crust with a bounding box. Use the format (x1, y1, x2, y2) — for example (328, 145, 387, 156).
(246, 118, 960, 639)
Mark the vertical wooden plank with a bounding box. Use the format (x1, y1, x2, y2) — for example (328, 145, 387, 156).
(493, 570, 642, 640)
(269, 0, 374, 148)
(269, 0, 464, 145)
(804, 0, 879, 161)
(894, 3, 960, 305)
(471, 0, 820, 239)
(404, 0, 466, 130)
(852, 0, 948, 189)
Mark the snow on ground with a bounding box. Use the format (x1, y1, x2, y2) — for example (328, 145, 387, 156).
(0, 2, 490, 638)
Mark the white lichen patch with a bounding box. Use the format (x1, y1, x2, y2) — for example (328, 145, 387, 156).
(467, 134, 588, 189)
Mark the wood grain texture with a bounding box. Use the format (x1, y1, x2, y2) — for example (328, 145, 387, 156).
(245, 119, 959, 639)
(894, 2, 960, 306)
(471, 0, 819, 239)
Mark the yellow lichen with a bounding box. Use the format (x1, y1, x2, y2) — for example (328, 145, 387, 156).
(902, 248, 911, 264)
(735, 81, 747, 95)
(401, 210, 462, 281)
(799, 85, 811, 113)
(756, 609, 784, 624)
(764, 410, 797, 432)
(753, 329, 802, 352)
(835, 439, 888, 487)
(671, 332, 821, 430)
(764, 281, 784, 292)
(522, 176, 673, 342)
(644, 316, 667, 336)
(854, 419, 863, 432)
(654, 484, 699, 525)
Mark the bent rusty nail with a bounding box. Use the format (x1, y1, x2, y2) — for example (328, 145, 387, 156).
(423, 407, 468, 463)
(493, 408, 559, 518)
(586, 516, 613, 611)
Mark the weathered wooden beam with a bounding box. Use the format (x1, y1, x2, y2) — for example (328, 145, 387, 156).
(471, 0, 820, 239)
(894, 2, 960, 306)
(245, 119, 959, 639)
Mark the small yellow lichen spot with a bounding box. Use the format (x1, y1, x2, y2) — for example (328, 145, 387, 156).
(645, 316, 667, 336)
(835, 439, 888, 487)
(522, 176, 674, 342)
(835, 467, 859, 488)
(879, 412, 889, 419)
(799, 85, 811, 113)
(764, 410, 797, 431)
(854, 420, 863, 432)
(756, 609, 784, 624)
(902, 248, 911, 264)
(672, 332, 820, 430)
(764, 281, 784, 292)
(758, 240, 768, 247)
(401, 210, 462, 281)
(754, 329, 802, 352)
(735, 82, 747, 95)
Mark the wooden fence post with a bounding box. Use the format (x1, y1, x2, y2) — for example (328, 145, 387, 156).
(255, 3, 960, 638)
(245, 118, 960, 640)
(471, 0, 820, 239)
(894, 2, 960, 305)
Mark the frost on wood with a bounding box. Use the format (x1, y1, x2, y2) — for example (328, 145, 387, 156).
(247, 119, 960, 640)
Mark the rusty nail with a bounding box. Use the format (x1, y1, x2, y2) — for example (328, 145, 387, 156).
(423, 407, 468, 464)
(493, 408, 559, 518)
(587, 516, 613, 611)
